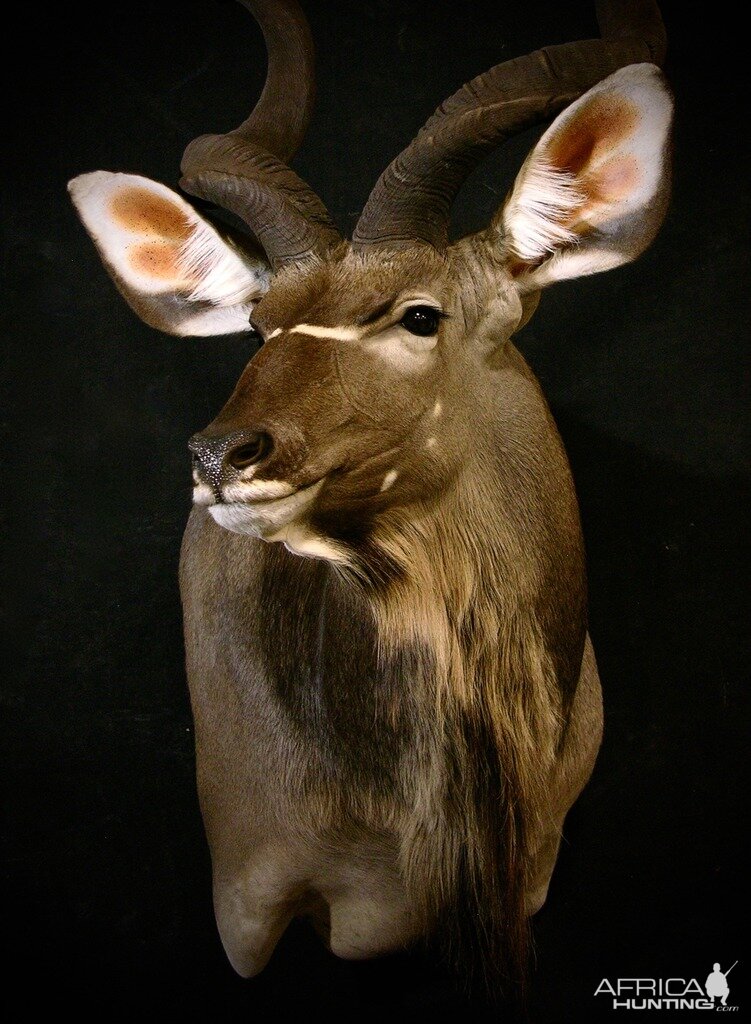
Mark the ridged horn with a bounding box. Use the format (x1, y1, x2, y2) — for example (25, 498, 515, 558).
(353, 0, 666, 251)
(180, 0, 341, 268)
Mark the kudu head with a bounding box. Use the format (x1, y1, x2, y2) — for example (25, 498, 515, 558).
(69, 0, 672, 569)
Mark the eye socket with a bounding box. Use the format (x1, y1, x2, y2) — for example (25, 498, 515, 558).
(399, 305, 442, 337)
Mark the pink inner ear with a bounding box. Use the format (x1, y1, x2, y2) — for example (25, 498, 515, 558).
(109, 187, 195, 240)
(546, 93, 640, 176)
(503, 66, 672, 288)
(586, 154, 640, 203)
(563, 154, 642, 233)
(108, 187, 199, 285)
(545, 93, 643, 229)
(127, 239, 195, 282)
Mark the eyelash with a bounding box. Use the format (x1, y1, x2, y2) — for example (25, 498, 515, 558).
(400, 304, 447, 317)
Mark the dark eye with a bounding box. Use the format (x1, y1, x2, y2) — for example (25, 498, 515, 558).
(400, 305, 442, 336)
(248, 321, 264, 344)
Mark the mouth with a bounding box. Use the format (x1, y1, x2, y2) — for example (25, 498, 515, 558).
(195, 477, 326, 540)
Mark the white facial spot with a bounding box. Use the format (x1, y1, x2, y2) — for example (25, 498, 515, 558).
(380, 469, 399, 492)
(432, 400, 442, 417)
(192, 482, 214, 506)
(289, 323, 363, 342)
(425, 436, 437, 449)
(266, 327, 282, 340)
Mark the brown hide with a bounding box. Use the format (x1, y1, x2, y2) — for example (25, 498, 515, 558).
(181, 242, 594, 989)
(67, 0, 673, 1001)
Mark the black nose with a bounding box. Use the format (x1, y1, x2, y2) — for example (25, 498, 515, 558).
(189, 429, 273, 491)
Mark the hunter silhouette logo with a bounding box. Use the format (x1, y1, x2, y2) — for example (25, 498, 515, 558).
(594, 962, 740, 1011)
(706, 962, 737, 1008)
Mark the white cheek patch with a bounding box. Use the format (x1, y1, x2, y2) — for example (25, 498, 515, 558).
(363, 324, 437, 371)
(266, 328, 283, 341)
(380, 469, 398, 492)
(289, 323, 364, 342)
(206, 480, 348, 565)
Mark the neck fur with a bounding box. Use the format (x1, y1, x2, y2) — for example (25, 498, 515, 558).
(345, 463, 568, 993)
(368, 467, 564, 793)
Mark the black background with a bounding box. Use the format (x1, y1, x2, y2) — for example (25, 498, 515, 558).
(4, 1, 749, 1018)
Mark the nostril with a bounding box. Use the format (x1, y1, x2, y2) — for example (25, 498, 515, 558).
(227, 432, 273, 470)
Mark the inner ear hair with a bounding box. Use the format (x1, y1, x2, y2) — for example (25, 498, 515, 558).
(498, 64, 673, 290)
(191, 204, 269, 268)
(504, 159, 587, 265)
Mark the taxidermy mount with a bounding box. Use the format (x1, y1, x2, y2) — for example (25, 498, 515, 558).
(69, 0, 672, 998)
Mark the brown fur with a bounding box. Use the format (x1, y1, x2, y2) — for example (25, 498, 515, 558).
(178, 312, 592, 992)
(69, 25, 671, 998)
(347, 329, 585, 994)
(180, 237, 591, 994)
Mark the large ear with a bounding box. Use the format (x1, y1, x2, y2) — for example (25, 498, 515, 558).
(499, 64, 673, 293)
(68, 172, 271, 336)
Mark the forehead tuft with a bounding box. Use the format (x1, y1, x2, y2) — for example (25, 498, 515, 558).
(252, 244, 450, 330)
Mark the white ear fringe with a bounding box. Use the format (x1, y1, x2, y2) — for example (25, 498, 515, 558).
(178, 221, 270, 307)
(503, 159, 586, 263)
